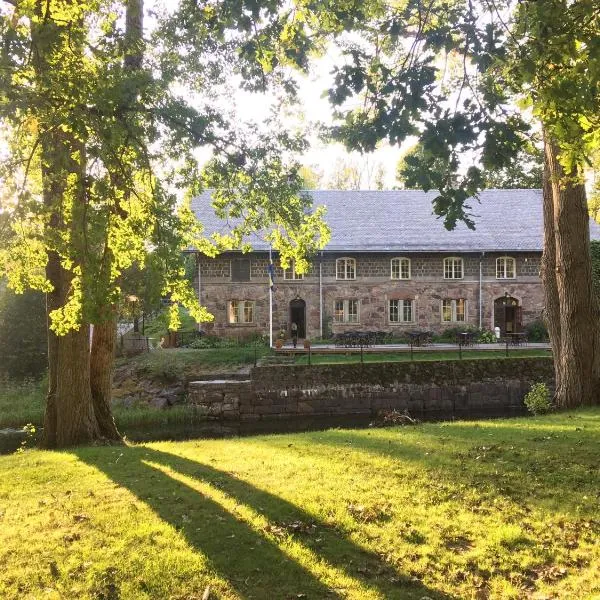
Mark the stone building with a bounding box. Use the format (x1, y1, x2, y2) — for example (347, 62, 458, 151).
(190, 189, 600, 340)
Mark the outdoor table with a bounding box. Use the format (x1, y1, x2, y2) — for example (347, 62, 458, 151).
(457, 332, 475, 346)
(407, 331, 428, 346)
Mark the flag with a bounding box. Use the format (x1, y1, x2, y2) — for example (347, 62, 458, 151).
(268, 258, 276, 291)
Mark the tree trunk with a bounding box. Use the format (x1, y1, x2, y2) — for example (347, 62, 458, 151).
(540, 139, 563, 399)
(543, 134, 600, 407)
(33, 3, 102, 447)
(90, 315, 121, 441)
(42, 254, 60, 448)
(54, 326, 100, 446)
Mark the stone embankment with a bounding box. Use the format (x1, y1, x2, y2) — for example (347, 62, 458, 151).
(188, 358, 554, 422)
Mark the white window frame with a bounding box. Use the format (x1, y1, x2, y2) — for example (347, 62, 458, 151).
(390, 257, 411, 280)
(333, 299, 359, 323)
(283, 260, 305, 280)
(389, 299, 415, 323)
(228, 300, 255, 324)
(496, 256, 516, 279)
(441, 299, 467, 323)
(443, 257, 463, 279)
(336, 257, 356, 280)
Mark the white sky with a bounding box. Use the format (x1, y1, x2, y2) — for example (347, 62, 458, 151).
(217, 53, 410, 189)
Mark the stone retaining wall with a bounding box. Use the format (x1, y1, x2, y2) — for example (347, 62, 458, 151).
(187, 358, 554, 422)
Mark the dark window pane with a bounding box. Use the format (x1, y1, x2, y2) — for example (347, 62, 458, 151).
(231, 259, 251, 282)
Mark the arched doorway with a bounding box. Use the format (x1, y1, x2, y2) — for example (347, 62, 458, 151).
(289, 298, 306, 338)
(494, 295, 522, 334)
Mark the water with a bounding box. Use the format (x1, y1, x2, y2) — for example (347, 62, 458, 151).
(0, 404, 527, 455)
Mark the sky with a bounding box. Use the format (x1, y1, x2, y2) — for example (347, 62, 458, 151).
(213, 50, 410, 190)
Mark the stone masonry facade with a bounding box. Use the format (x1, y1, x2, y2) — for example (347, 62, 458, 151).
(194, 251, 544, 339)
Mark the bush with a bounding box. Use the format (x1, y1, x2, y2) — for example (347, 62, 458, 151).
(524, 383, 552, 415)
(478, 329, 497, 344)
(434, 326, 479, 343)
(526, 319, 548, 342)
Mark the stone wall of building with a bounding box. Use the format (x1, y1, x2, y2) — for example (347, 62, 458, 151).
(187, 357, 554, 421)
(195, 251, 544, 338)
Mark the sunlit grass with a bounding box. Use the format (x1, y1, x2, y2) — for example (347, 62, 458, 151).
(1, 409, 598, 599)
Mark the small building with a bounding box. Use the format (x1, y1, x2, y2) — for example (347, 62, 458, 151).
(190, 189, 600, 340)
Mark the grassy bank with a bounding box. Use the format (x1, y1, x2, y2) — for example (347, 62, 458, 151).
(1, 409, 598, 599)
(0, 347, 270, 429)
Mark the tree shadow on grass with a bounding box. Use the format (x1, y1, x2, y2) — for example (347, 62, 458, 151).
(298, 418, 600, 517)
(75, 445, 455, 600)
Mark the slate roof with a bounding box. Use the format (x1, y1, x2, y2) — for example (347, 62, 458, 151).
(190, 189, 600, 253)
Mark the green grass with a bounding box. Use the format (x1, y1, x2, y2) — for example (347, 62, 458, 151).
(1, 409, 598, 599)
(294, 348, 551, 365)
(124, 346, 270, 381)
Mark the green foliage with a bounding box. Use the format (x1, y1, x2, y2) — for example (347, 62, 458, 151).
(143, 306, 197, 338)
(484, 146, 544, 189)
(298, 165, 323, 190)
(434, 325, 479, 343)
(0, 285, 47, 379)
(187, 333, 267, 349)
(524, 383, 553, 415)
(478, 329, 497, 344)
(326, 0, 600, 227)
(525, 319, 549, 343)
(0, 1, 330, 340)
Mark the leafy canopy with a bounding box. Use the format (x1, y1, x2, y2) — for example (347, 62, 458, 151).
(0, 0, 331, 332)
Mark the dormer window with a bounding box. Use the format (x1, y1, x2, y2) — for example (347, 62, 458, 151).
(391, 257, 411, 280)
(336, 257, 356, 280)
(496, 256, 516, 279)
(443, 257, 463, 279)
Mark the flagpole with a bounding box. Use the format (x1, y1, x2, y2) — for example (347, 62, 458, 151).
(269, 245, 273, 348)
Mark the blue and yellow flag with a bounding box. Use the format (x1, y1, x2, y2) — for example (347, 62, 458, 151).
(267, 259, 276, 291)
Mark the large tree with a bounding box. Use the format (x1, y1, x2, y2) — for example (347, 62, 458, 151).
(324, 0, 600, 408)
(0, 0, 329, 447)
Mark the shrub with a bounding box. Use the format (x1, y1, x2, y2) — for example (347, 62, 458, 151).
(478, 329, 497, 344)
(434, 326, 479, 343)
(524, 383, 552, 415)
(526, 319, 548, 342)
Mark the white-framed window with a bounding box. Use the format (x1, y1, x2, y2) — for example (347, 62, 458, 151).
(443, 257, 463, 279)
(441, 299, 466, 322)
(391, 257, 411, 280)
(389, 299, 414, 323)
(228, 300, 255, 324)
(334, 299, 359, 323)
(336, 257, 356, 280)
(283, 260, 305, 280)
(496, 256, 516, 279)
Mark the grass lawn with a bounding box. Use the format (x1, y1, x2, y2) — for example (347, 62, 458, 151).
(1, 410, 598, 599)
(293, 349, 551, 365)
